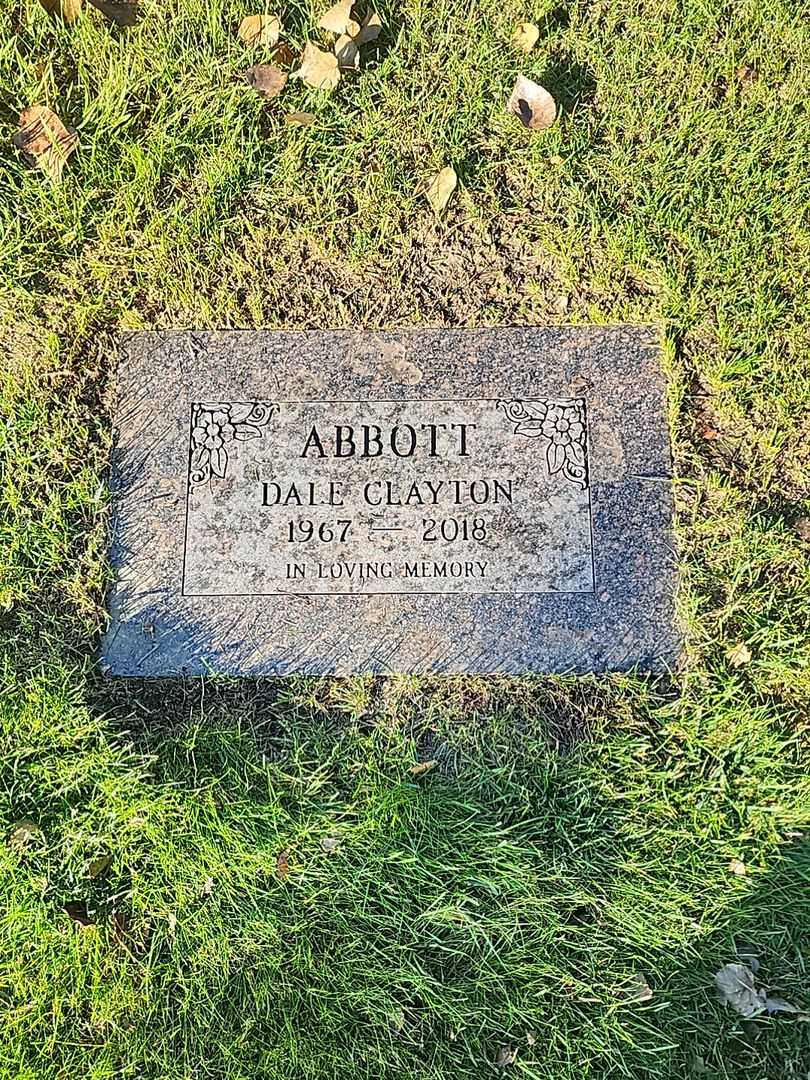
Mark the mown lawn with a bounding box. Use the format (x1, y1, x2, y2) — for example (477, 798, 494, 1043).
(1, 0, 809, 1077)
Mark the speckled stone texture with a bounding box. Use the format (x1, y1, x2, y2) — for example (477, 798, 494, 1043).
(102, 328, 680, 675)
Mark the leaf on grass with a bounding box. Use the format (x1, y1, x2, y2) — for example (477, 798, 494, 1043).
(64, 901, 94, 926)
(88, 853, 113, 878)
(728, 858, 746, 876)
(276, 848, 290, 880)
(245, 64, 288, 99)
(335, 34, 360, 70)
(726, 641, 751, 668)
(13, 105, 78, 182)
(286, 111, 316, 126)
(736, 63, 758, 88)
(87, 0, 138, 26)
(296, 43, 340, 90)
(507, 75, 557, 130)
(424, 166, 457, 216)
(38, 0, 83, 23)
(628, 972, 653, 1002)
(318, 0, 353, 34)
(511, 22, 539, 53)
(238, 13, 282, 47)
(8, 819, 42, 850)
(273, 42, 297, 67)
(355, 9, 382, 43)
(715, 962, 810, 1019)
(320, 836, 340, 852)
(408, 759, 437, 777)
(496, 1044, 518, 1067)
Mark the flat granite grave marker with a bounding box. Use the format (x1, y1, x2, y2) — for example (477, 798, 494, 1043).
(102, 327, 680, 675)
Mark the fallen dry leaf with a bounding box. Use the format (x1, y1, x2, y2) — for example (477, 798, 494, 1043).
(715, 962, 810, 1019)
(8, 819, 42, 851)
(64, 901, 94, 926)
(388, 1008, 406, 1034)
(296, 43, 340, 90)
(245, 63, 288, 99)
(276, 848, 290, 880)
(273, 42, 297, 67)
(88, 853, 113, 879)
(512, 21, 539, 53)
(355, 9, 382, 43)
(335, 34, 360, 70)
(737, 63, 758, 88)
(13, 105, 78, 182)
(408, 759, 438, 777)
(628, 972, 653, 1002)
(87, 0, 138, 25)
(238, 13, 282, 47)
(424, 166, 457, 216)
(728, 858, 747, 876)
(496, 1044, 518, 1067)
(285, 111, 316, 126)
(318, 0, 353, 34)
(507, 75, 557, 130)
(726, 641, 752, 668)
(38, 0, 82, 23)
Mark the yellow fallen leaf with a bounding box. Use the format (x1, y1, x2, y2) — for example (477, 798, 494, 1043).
(12, 105, 79, 182)
(296, 43, 340, 90)
(335, 34, 360, 70)
(8, 819, 42, 850)
(238, 13, 282, 47)
(354, 9, 382, 43)
(512, 22, 539, 52)
(285, 111, 316, 126)
(728, 858, 747, 876)
(424, 166, 457, 216)
(726, 641, 752, 668)
(507, 75, 557, 130)
(318, 0, 353, 34)
(408, 759, 437, 777)
(38, 0, 83, 22)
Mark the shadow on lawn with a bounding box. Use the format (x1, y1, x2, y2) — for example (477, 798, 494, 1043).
(81, 668, 810, 1077)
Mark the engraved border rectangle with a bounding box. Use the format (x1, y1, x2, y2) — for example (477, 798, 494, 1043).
(179, 397, 596, 598)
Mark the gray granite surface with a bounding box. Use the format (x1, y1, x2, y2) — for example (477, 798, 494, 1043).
(101, 327, 680, 675)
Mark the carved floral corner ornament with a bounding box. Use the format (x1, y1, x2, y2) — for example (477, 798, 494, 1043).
(497, 399, 588, 489)
(189, 402, 275, 491)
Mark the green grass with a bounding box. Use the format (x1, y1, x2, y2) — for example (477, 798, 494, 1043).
(1, 0, 810, 1076)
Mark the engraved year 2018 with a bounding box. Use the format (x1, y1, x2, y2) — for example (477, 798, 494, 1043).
(422, 517, 487, 541)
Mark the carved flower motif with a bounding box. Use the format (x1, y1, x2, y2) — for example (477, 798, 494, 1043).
(496, 398, 588, 489)
(192, 408, 236, 452)
(189, 402, 276, 491)
(540, 403, 584, 447)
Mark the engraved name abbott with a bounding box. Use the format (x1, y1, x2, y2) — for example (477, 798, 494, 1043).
(496, 399, 588, 489)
